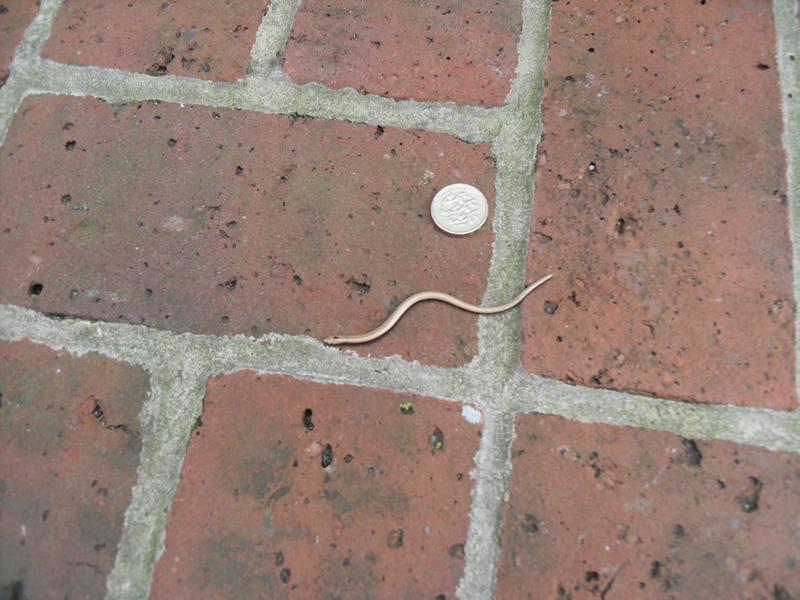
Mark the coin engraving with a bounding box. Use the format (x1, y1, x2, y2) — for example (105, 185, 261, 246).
(431, 184, 489, 235)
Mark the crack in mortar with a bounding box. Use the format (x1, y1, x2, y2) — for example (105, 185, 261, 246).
(773, 0, 800, 405)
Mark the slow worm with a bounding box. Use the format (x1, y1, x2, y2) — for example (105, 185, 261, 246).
(324, 273, 554, 345)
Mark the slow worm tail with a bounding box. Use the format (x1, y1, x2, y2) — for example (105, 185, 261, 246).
(324, 273, 554, 345)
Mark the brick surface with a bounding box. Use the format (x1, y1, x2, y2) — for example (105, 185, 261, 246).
(0, 341, 149, 600)
(42, 0, 267, 81)
(497, 414, 800, 599)
(283, 0, 523, 106)
(0, 0, 38, 87)
(0, 95, 496, 366)
(522, 1, 796, 408)
(150, 373, 480, 598)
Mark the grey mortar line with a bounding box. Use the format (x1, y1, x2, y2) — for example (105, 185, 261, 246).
(0, 74, 25, 146)
(9, 0, 62, 65)
(0, 306, 485, 596)
(0, 304, 184, 372)
(246, 73, 506, 144)
(508, 373, 800, 454)
(0, 4, 210, 595)
(455, 8, 800, 598)
(245, 0, 505, 143)
(457, 2, 553, 599)
(0, 0, 62, 145)
(104, 361, 211, 600)
(248, 0, 301, 77)
(6, 0, 503, 144)
(472, 0, 552, 387)
(773, 0, 800, 405)
(456, 408, 517, 600)
(2, 0, 503, 145)
(209, 333, 482, 404)
(0, 304, 481, 405)
(22, 59, 504, 144)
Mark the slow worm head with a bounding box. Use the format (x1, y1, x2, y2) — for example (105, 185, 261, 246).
(324, 273, 554, 345)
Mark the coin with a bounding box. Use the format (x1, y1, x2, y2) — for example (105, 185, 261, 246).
(430, 183, 489, 235)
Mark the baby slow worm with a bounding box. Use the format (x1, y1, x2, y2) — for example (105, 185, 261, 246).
(324, 273, 554, 345)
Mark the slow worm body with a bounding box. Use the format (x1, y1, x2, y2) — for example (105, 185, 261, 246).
(324, 273, 553, 345)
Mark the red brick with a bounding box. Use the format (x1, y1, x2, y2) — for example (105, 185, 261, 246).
(41, 0, 267, 81)
(522, 0, 795, 409)
(0, 0, 38, 87)
(0, 341, 149, 599)
(150, 373, 480, 598)
(496, 414, 800, 599)
(0, 96, 495, 366)
(283, 0, 523, 106)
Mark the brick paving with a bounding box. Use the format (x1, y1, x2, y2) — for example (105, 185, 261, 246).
(283, 0, 524, 105)
(42, 0, 266, 81)
(151, 374, 479, 599)
(0, 1, 799, 599)
(497, 414, 800, 599)
(0, 95, 494, 366)
(522, 0, 796, 410)
(0, 341, 149, 599)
